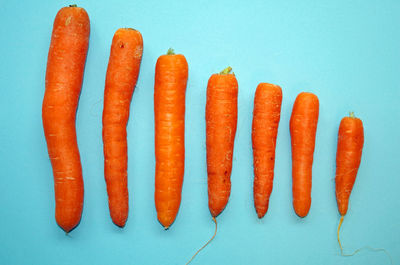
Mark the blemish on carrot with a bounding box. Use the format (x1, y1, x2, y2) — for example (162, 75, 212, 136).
(65, 16, 72, 26)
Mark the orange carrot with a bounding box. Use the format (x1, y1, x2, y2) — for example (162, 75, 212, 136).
(336, 112, 364, 252)
(185, 67, 237, 264)
(289, 92, 319, 218)
(102, 28, 143, 227)
(154, 48, 188, 229)
(42, 5, 90, 232)
(252, 83, 282, 218)
(206, 67, 238, 217)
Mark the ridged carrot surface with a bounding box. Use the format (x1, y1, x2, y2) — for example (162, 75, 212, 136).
(42, 5, 90, 232)
(289, 92, 319, 218)
(102, 28, 143, 227)
(252, 83, 282, 218)
(206, 67, 238, 217)
(154, 49, 188, 228)
(335, 113, 364, 216)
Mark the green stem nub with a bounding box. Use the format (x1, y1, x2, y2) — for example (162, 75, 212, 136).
(167, 48, 175, 55)
(69, 4, 77, 7)
(349, 112, 355, 118)
(220, 66, 232, 75)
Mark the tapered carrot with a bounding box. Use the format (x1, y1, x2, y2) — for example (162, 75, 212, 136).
(252, 83, 282, 218)
(102, 28, 143, 227)
(42, 5, 90, 232)
(289, 92, 319, 218)
(185, 67, 238, 264)
(206, 67, 238, 217)
(154, 48, 188, 229)
(336, 112, 364, 253)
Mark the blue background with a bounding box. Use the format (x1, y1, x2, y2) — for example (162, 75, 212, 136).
(0, 0, 399, 264)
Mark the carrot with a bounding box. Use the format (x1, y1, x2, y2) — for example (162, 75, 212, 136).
(206, 66, 238, 217)
(102, 28, 143, 227)
(42, 5, 90, 233)
(336, 112, 364, 253)
(154, 48, 188, 229)
(289, 92, 319, 218)
(252, 83, 282, 218)
(185, 66, 237, 264)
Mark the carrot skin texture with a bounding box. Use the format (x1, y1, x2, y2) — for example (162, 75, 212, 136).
(102, 28, 143, 227)
(335, 115, 364, 216)
(252, 83, 282, 218)
(206, 72, 238, 217)
(42, 6, 90, 232)
(289, 92, 319, 218)
(154, 53, 188, 228)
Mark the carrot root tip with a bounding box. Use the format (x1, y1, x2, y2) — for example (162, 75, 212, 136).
(337, 215, 345, 255)
(185, 217, 218, 265)
(337, 215, 392, 263)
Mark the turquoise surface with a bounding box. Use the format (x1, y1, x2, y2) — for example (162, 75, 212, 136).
(0, 0, 399, 264)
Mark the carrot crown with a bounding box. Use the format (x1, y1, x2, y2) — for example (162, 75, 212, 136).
(219, 66, 232, 75)
(167, 48, 175, 55)
(349, 112, 355, 118)
(69, 4, 77, 7)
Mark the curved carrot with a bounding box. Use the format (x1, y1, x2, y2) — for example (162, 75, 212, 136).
(154, 48, 188, 229)
(289, 92, 319, 218)
(335, 112, 364, 216)
(252, 83, 282, 218)
(42, 5, 90, 232)
(336, 112, 364, 253)
(102, 28, 143, 227)
(206, 67, 238, 217)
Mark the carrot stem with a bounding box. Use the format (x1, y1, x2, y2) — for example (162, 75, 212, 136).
(185, 217, 217, 265)
(167, 48, 175, 55)
(69, 4, 77, 7)
(349, 112, 355, 118)
(219, 66, 232, 75)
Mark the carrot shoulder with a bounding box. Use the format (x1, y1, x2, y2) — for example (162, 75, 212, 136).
(206, 67, 238, 217)
(289, 92, 319, 218)
(102, 28, 143, 227)
(42, 5, 90, 232)
(154, 49, 188, 229)
(252, 83, 282, 218)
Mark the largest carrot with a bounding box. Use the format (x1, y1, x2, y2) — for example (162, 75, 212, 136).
(102, 28, 143, 227)
(289, 92, 319, 218)
(154, 49, 188, 229)
(42, 5, 90, 232)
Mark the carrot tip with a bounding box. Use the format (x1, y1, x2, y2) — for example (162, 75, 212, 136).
(185, 217, 218, 265)
(337, 215, 345, 255)
(219, 66, 232, 75)
(257, 212, 266, 219)
(69, 4, 77, 7)
(167, 48, 175, 55)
